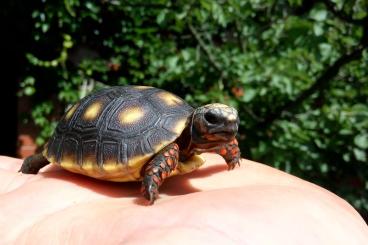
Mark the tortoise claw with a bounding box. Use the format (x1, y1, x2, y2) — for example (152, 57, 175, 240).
(227, 159, 240, 170)
(213, 139, 241, 171)
(141, 183, 159, 205)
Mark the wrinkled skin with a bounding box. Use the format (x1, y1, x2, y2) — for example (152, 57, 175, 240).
(0, 154, 367, 244)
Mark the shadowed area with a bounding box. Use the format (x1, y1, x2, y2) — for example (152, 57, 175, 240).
(0, 154, 231, 200)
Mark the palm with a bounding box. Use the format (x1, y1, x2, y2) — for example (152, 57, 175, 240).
(1, 154, 367, 244)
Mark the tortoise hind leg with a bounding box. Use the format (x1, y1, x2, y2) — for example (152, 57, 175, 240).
(141, 143, 179, 205)
(19, 153, 50, 174)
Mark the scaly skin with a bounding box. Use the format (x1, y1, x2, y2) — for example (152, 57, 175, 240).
(213, 139, 241, 170)
(19, 153, 50, 174)
(141, 143, 179, 204)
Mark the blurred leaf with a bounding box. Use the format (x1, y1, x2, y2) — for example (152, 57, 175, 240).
(310, 8, 327, 21)
(354, 148, 367, 162)
(241, 88, 257, 102)
(313, 23, 324, 36)
(354, 134, 368, 149)
(157, 10, 167, 24)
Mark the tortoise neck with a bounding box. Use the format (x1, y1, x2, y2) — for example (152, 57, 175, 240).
(176, 124, 193, 162)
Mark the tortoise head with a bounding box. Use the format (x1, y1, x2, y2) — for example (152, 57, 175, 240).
(191, 103, 239, 146)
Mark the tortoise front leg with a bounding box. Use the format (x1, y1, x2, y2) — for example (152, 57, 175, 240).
(19, 153, 50, 174)
(214, 139, 241, 170)
(141, 143, 179, 205)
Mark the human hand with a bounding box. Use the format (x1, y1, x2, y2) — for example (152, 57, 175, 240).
(1, 154, 367, 244)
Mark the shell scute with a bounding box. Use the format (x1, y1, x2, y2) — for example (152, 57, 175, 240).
(44, 86, 193, 181)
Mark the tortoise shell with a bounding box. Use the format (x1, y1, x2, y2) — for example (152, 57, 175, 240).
(43, 85, 194, 181)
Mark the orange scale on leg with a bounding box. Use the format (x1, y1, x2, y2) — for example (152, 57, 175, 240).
(160, 162, 166, 169)
(231, 148, 238, 155)
(161, 171, 168, 179)
(152, 175, 160, 185)
(167, 158, 174, 167)
(219, 148, 227, 156)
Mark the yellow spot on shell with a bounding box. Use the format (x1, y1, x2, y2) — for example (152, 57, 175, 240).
(42, 143, 49, 156)
(153, 140, 172, 152)
(133, 85, 152, 90)
(65, 103, 79, 120)
(56, 153, 153, 182)
(157, 92, 182, 106)
(119, 107, 144, 124)
(45, 154, 56, 164)
(128, 154, 153, 168)
(42, 148, 48, 157)
(173, 118, 188, 135)
(59, 155, 81, 172)
(83, 102, 102, 120)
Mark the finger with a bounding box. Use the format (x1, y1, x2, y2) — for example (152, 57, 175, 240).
(0, 156, 55, 194)
(0, 174, 142, 244)
(0, 156, 23, 171)
(0, 155, 65, 174)
(0, 171, 35, 194)
(12, 185, 368, 244)
(159, 153, 307, 196)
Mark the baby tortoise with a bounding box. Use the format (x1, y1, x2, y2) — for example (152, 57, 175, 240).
(20, 85, 241, 204)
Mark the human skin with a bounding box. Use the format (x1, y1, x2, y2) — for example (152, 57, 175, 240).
(0, 154, 367, 244)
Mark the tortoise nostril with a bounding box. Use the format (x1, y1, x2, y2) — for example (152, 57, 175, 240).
(204, 112, 220, 124)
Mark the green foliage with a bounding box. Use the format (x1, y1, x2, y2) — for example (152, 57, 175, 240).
(20, 0, 368, 218)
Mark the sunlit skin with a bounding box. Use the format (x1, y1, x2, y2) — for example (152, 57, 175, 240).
(1, 154, 368, 244)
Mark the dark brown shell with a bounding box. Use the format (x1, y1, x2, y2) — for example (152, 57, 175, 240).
(43, 85, 193, 181)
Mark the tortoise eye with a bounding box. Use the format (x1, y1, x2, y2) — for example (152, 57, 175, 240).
(204, 112, 220, 124)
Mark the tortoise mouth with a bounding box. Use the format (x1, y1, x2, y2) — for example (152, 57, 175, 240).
(216, 131, 236, 140)
(204, 131, 235, 141)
